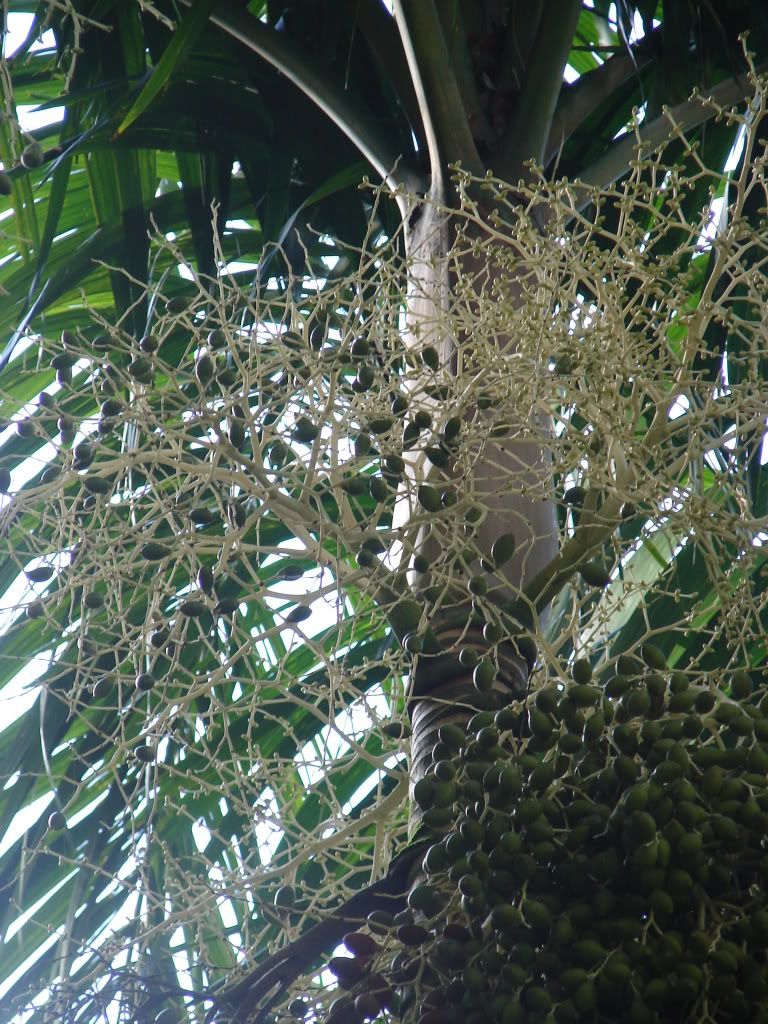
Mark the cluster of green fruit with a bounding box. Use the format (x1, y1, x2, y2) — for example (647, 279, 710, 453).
(300, 648, 768, 1024)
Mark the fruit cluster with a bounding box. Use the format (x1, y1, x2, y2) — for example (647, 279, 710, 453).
(296, 649, 768, 1024)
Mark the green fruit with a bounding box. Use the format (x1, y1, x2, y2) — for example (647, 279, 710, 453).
(618, 654, 643, 676)
(403, 632, 423, 654)
(580, 561, 611, 587)
(523, 900, 552, 931)
(573, 980, 597, 1013)
(570, 684, 600, 706)
(523, 987, 552, 1013)
(668, 690, 695, 713)
(535, 687, 560, 714)
(641, 643, 667, 670)
(293, 417, 319, 443)
(571, 658, 592, 684)
(529, 763, 554, 792)
(370, 417, 393, 435)
(498, 766, 523, 796)
(166, 296, 190, 315)
(623, 689, 651, 718)
(645, 672, 666, 697)
(128, 356, 153, 380)
(26, 565, 54, 583)
(50, 351, 77, 370)
(490, 532, 517, 567)
(421, 345, 440, 371)
(84, 475, 112, 495)
(563, 485, 586, 505)
(408, 883, 441, 913)
(370, 475, 391, 503)
(571, 939, 605, 967)
(425, 445, 449, 467)
(529, 707, 553, 739)
(730, 669, 753, 699)
(438, 724, 466, 749)
(417, 484, 442, 512)
(180, 600, 207, 617)
(414, 778, 435, 809)
(21, 141, 44, 168)
(92, 677, 111, 700)
(694, 689, 717, 713)
(582, 710, 604, 743)
(195, 352, 215, 386)
(473, 659, 496, 693)
(48, 811, 67, 830)
(274, 885, 295, 909)
(627, 811, 656, 844)
(141, 542, 170, 561)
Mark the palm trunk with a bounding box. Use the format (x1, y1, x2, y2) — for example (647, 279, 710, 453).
(398, 193, 559, 835)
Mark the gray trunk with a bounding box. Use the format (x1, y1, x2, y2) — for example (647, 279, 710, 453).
(398, 194, 559, 835)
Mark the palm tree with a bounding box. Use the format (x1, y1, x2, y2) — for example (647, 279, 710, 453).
(1, 3, 768, 1024)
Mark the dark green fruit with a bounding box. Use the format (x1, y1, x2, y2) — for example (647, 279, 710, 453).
(414, 778, 435, 809)
(180, 600, 207, 617)
(425, 445, 450, 467)
(617, 654, 643, 676)
(166, 296, 190, 315)
(197, 566, 214, 593)
(605, 674, 631, 698)
(730, 670, 752, 699)
(195, 352, 215, 386)
(273, 885, 295, 909)
(50, 351, 77, 370)
(350, 337, 370, 358)
(459, 648, 479, 668)
(382, 721, 410, 740)
(641, 642, 667, 670)
(417, 485, 442, 512)
(83, 475, 111, 495)
(141, 542, 171, 561)
(92, 677, 111, 700)
(370, 477, 390, 503)
(580, 561, 611, 587)
(570, 684, 600, 706)
(571, 658, 592, 684)
(26, 565, 54, 583)
(473, 659, 496, 693)
(564, 485, 586, 505)
(128, 357, 153, 380)
(48, 811, 67, 830)
(438, 724, 466, 749)
(408, 883, 441, 914)
(21, 141, 44, 168)
(293, 417, 319, 443)
(356, 365, 375, 389)
(490, 532, 516, 567)
(570, 939, 605, 967)
(135, 673, 155, 692)
(627, 811, 656, 844)
(285, 605, 311, 624)
(422, 346, 440, 371)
